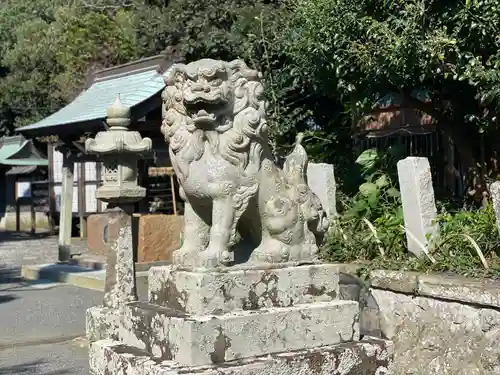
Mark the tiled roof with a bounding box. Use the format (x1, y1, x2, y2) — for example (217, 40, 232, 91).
(0, 135, 48, 166)
(16, 68, 165, 132)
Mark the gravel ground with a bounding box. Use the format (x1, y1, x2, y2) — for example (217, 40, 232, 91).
(0, 232, 88, 277)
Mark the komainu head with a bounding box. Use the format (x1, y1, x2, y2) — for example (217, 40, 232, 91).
(161, 58, 270, 173)
(161, 58, 267, 131)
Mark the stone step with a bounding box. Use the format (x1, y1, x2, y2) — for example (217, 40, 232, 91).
(118, 299, 359, 367)
(21, 263, 149, 297)
(68, 255, 169, 273)
(90, 336, 393, 375)
(148, 263, 340, 315)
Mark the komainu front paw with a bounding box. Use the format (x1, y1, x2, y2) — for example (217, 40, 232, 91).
(197, 244, 232, 268)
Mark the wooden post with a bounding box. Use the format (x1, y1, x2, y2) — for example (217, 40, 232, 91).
(59, 153, 74, 262)
(78, 161, 86, 238)
(96, 161, 102, 212)
(47, 144, 55, 233)
(15, 199, 20, 232)
(30, 196, 36, 234)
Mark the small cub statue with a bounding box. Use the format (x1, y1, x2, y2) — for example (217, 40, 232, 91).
(161, 59, 329, 267)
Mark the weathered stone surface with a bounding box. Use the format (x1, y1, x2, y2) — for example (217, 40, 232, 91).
(397, 157, 439, 257)
(490, 181, 500, 235)
(418, 274, 500, 308)
(103, 209, 137, 309)
(339, 270, 363, 301)
(89, 337, 393, 375)
(370, 270, 419, 294)
(370, 288, 500, 375)
(137, 214, 183, 263)
(358, 268, 500, 309)
(148, 263, 340, 315)
(87, 213, 119, 257)
(307, 162, 337, 217)
(86, 306, 120, 343)
(85, 95, 152, 206)
(118, 300, 359, 366)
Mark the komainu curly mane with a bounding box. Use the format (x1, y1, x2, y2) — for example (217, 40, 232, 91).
(161, 59, 271, 183)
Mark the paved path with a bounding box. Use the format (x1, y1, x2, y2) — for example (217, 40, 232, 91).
(0, 232, 99, 375)
(0, 340, 89, 375)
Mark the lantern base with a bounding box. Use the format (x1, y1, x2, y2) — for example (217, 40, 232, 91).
(96, 185, 147, 205)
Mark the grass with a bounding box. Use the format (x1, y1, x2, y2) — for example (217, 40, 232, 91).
(322, 200, 500, 280)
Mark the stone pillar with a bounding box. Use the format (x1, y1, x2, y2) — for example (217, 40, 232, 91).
(102, 206, 137, 308)
(58, 153, 74, 262)
(490, 181, 500, 235)
(85, 96, 152, 340)
(307, 162, 337, 217)
(397, 156, 439, 257)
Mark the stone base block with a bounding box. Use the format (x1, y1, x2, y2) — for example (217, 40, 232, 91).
(86, 306, 120, 343)
(149, 263, 340, 315)
(0, 211, 51, 231)
(89, 337, 393, 375)
(86, 214, 118, 257)
(119, 300, 359, 366)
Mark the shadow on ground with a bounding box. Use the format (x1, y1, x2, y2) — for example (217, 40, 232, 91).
(0, 360, 73, 375)
(0, 231, 54, 243)
(0, 294, 18, 304)
(0, 266, 21, 284)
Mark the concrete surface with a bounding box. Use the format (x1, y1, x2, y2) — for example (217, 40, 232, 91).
(0, 281, 102, 347)
(0, 280, 99, 375)
(21, 264, 107, 292)
(21, 263, 149, 297)
(0, 233, 101, 375)
(0, 340, 89, 375)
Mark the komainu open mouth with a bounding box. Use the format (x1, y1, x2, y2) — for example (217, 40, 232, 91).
(185, 101, 223, 125)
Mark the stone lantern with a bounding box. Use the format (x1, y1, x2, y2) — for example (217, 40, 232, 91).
(85, 95, 152, 206)
(84, 95, 152, 308)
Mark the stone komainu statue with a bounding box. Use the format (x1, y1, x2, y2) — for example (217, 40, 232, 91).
(161, 59, 329, 267)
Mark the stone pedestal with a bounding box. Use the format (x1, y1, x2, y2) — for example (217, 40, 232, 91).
(88, 264, 393, 374)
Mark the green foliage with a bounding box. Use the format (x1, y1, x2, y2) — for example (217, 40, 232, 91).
(324, 195, 500, 278)
(0, 0, 141, 128)
(0, 0, 298, 136)
(324, 149, 405, 262)
(282, 0, 500, 166)
(432, 201, 500, 273)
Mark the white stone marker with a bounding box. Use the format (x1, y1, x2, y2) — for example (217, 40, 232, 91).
(490, 181, 500, 235)
(397, 157, 439, 257)
(307, 162, 337, 217)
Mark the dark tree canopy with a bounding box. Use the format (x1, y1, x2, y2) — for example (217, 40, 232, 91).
(1, 0, 500, 175)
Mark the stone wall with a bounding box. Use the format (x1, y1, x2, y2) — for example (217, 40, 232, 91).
(338, 265, 500, 375)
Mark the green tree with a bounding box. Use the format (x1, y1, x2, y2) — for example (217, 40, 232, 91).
(0, 0, 140, 128)
(282, 0, 500, 172)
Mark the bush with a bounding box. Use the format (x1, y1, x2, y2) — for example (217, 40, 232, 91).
(322, 195, 500, 278)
